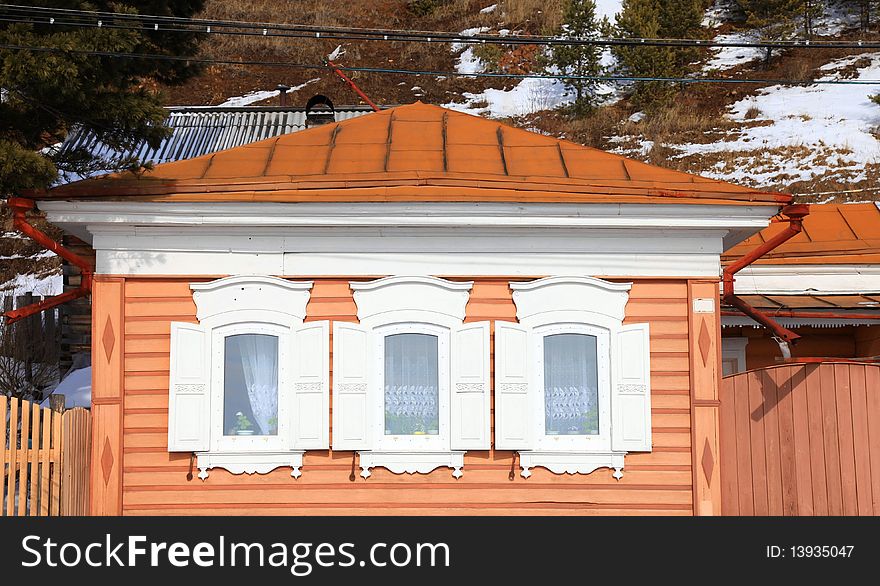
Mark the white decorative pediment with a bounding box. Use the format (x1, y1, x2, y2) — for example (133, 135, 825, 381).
(191, 275, 313, 323)
(510, 276, 631, 328)
(350, 275, 472, 328)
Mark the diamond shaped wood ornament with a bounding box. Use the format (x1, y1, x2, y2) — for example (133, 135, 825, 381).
(698, 318, 712, 367)
(101, 437, 114, 485)
(102, 317, 115, 363)
(701, 438, 714, 487)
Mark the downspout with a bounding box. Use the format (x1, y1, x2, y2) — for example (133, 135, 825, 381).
(2, 197, 94, 325)
(722, 203, 810, 358)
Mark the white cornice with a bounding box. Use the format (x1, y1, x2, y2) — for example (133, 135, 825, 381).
(39, 201, 775, 230)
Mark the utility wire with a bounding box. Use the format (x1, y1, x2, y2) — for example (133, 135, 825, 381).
(3, 43, 880, 86)
(2, 3, 880, 50)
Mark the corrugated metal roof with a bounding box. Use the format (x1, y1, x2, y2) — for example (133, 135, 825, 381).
(57, 105, 376, 167)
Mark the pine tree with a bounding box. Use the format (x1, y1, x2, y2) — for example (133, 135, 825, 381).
(613, 0, 679, 109)
(549, 0, 605, 115)
(0, 1, 206, 198)
(658, 0, 706, 68)
(737, 0, 809, 39)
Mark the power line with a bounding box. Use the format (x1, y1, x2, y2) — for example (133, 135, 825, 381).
(2, 3, 880, 50)
(3, 43, 880, 86)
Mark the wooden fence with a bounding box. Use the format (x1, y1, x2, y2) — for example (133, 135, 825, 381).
(720, 362, 880, 516)
(1, 396, 91, 516)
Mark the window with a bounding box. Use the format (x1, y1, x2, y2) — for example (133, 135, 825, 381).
(167, 275, 329, 480)
(224, 334, 279, 437)
(332, 276, 490, 479)
(495, 276, 652, 479)
(212, 323, 289, 454)
(541, 331, 603, 440)
(721, 337, 749, 376)
(383, 332, 441, 437)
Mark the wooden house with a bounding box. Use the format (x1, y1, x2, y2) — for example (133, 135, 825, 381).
(26, 102, 798, 516)
(722, 203, 880, 373)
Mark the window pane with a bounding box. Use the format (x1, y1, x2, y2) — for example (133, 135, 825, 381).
(543, 333, 599, 436)
(224, 334, 279, 436)
(384, 333, 439, 436)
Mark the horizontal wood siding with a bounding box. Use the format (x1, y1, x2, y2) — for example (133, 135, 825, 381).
(121, 277, 693, 515)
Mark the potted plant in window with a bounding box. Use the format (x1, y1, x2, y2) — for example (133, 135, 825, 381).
(267, 416, 278, 435)
(234, 411, 254, 436)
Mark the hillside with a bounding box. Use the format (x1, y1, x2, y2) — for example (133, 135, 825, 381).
(158, 0, 880, 203)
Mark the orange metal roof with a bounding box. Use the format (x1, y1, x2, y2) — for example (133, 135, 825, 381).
(724, 203, 880, 265)
(736, 293, 880, 309)
(40, 102, 787, 206)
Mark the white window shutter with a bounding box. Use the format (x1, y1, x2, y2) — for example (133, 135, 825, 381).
(332, 322, 372, 451)
(168, 322, 210, 452)
(451, 321, 491, 450)
(291, 321, 330, 450)
(494, 321, 533, 450)
(612, 323, 652, 452)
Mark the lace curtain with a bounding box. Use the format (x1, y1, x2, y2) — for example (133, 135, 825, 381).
(384, 333, 439, 435)
(230, 334, 278, 435)
(543, 333, 599, 436)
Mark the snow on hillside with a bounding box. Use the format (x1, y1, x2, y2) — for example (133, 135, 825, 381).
(445, 1, 623, 118)
(666, 53, 880, 187)
(218, 78, 319, 107)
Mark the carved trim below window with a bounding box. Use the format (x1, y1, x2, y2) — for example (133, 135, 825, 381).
(519, 451, 626, 480)
(358, 451, 465, 479)
(196, 451, 305, 480)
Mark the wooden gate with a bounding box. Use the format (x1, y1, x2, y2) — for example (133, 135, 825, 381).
(720, 363, 880, 516)
(1, 396, 91, 516)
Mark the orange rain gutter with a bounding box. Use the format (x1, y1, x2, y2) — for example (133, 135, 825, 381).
(2, 197, 94, 325)
(722, 204, 810, 352)
(327, 60, 381, 112)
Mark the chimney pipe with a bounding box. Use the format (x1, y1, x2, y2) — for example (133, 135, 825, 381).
(277, 84, 291, 107)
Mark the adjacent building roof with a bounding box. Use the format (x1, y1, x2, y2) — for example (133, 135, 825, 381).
(736, 293, 880, 310)
(57, 105, 376, 168)
(723, 203, 880, 265)
(40, 102, 788, 206)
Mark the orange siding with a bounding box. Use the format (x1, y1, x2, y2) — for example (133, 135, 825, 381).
(118, 277, 693, 516)
(720, 363, 880, 515)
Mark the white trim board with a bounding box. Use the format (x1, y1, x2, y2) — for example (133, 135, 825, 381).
(95, 250, 723, 277)
(730, 265, 880, 295)
(38, 200, 780, 278)
(39, 201, 776, 231)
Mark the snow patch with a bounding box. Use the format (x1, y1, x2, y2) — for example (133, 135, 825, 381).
(480, 4, 496, 14)
(0, 272, 62, 296)
(705, 32, 765, 72)
(444, 74, 574, 119)
(218, 78, 320, 107)
(670, 53, 880, 186)
(595, 0, 622, 22)
(50, 367, 91, 408)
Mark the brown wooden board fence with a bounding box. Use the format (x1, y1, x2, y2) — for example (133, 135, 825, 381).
(1, 396, 90, 516)
(720, 363, 880, 516)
